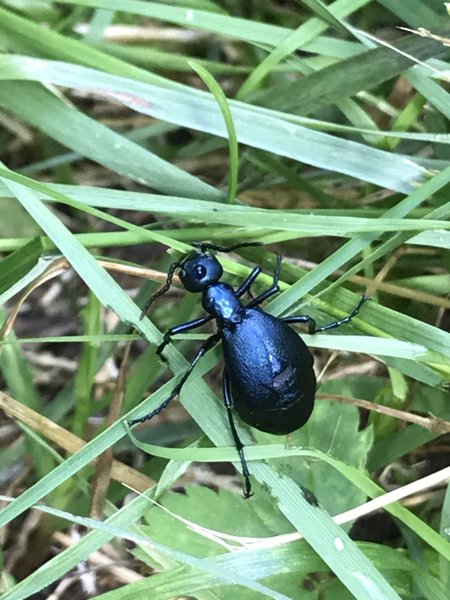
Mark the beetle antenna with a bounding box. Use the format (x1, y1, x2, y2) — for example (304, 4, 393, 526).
(140, 260, 181, 320)
(192, 241, 264, 254)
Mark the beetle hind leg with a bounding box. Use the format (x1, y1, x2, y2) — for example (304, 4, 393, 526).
(223, 370, 253, 498)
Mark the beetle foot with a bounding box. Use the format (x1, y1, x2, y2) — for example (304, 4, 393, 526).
(156, 341, 170, 363)
(243, 479, 253, 499)
(158, 352, 169, 364)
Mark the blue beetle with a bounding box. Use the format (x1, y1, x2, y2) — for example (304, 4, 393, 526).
(130, 242, 367, 497)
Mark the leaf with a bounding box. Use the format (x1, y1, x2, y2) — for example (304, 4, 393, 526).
(256, 397, 373, 522)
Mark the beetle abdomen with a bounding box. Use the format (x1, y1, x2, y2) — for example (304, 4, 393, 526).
(222, 308, 316, 434)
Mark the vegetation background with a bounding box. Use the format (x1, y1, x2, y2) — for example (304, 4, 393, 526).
(0, 1, 449, 598)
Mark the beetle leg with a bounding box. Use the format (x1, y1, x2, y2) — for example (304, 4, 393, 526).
(128, 332, 220, 427)
(281, 315, 312, 325)
(223, 370, 253, 499)
(236, 265, 262, 298)
(282, 296, 369, 333)
(308, 295, 369, 333)
(156, 315, 213, 361)
(247, 255, 282, 308)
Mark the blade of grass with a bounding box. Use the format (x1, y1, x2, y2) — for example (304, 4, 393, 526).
(73, 292, 102, 438)
(57, 0, 370, 47)
(2, 169, 448, 237)
(254, 32, 445, 114)
(377, 0, 442, 29)
(407, 70, 450, 121)
(0, 55, 431, 193)
(189, 61, 239, 204)
(267, 165, 450, 314)
(236, 0, 367, 99)
(0, 81, 222, 201)
(0, 236, 45, 296)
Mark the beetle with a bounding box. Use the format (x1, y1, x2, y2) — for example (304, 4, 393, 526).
(129, 242, 368, 497)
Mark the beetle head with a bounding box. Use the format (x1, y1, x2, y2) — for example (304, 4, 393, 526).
(179, 252, 223, 292)
(140, 241, 262, 318)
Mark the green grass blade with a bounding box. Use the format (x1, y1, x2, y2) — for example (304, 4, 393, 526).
(256, 32, 445, 114)
(189, 61, 239, 203)
(0, 81, 221, 200)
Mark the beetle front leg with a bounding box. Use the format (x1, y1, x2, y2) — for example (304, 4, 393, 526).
(129, 332, 221, 427)
(156, 315, 213, 362)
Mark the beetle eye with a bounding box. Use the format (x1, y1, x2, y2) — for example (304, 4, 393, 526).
(194, 264, 207, 280)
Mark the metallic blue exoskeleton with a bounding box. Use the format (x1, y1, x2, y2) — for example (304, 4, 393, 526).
(130, 242, 367, 497)
(222, 308, 316, 435)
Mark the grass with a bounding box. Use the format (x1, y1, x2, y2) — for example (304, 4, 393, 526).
(0, 1, 449, 599)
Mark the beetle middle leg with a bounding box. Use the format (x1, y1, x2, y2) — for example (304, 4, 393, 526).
(282, 295, 369, 333)
(223, 370, 253, 499)
(128, 332, 220, 427)
(247, 255, 282, 308)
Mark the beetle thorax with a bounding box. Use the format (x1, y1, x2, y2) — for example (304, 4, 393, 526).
(202, 283, 244, 325)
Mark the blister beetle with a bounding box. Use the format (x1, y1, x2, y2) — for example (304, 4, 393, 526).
(129, 242, 368, 497)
